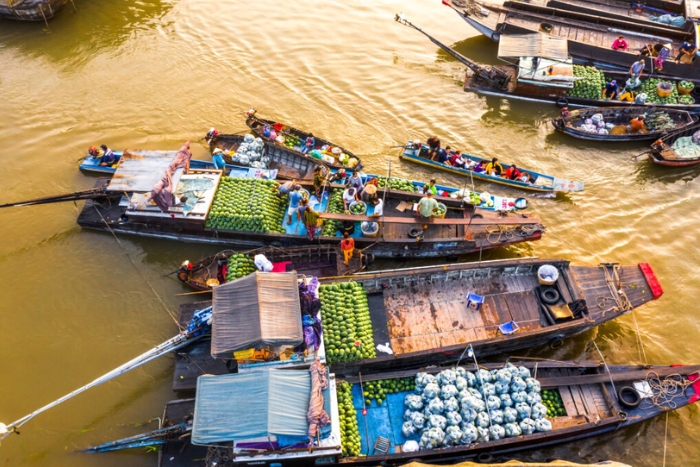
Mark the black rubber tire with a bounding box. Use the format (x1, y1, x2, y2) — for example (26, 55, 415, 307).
(408, 227, 423, 238)
(476, 453, 494, 463)
(540, 288, 561, 305)
(363, 253, 375, 265)
(549, 337, 564, 349)
(618, 386, 641, 408)
(556, 96, 569, 108)
(473, 213, 484, 219)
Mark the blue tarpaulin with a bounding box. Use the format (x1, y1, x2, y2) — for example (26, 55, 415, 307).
(192, 369, 311, 445)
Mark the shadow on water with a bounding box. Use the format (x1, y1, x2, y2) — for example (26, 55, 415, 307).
(0, 0, 175, 67)
(443, 35, 500, 65)
(633, 159, 700, 185)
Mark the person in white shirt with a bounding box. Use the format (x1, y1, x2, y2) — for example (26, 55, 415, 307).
(371, 197, 384, 217)
(342, 187, 358, 210)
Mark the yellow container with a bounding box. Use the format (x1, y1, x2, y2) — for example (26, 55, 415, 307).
(678, 84, 693, 95)
(432, 202, 447, 219)
(656, 82, 673, 98)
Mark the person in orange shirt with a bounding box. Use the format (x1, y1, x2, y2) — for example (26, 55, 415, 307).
(340, 232, 355, 265)
(629, 115, 646, 133)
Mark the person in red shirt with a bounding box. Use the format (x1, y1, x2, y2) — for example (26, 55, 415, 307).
(504, 164, 521, 181)
(629, 115, 646, 133)
(340, 232, 355, 265)
(612, 35, 628, 51)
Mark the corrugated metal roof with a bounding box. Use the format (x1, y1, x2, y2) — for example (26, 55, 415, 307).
(107, 150, 179, 192)
(498, 33, 569, 61)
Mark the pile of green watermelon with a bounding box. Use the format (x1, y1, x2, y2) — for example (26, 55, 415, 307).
(569, 65, 606, 99)
(639, 78, 679, 104)
(205, 178, 286, 233)
(541, 388, 567, 417)
(336, 381, 361, 457)
(362, 378, 415, 407)
(376, 176, 417, 192)
(225, 253, 256, 282)
(321, 189, 344, 236)
(319, 281, 377, 364)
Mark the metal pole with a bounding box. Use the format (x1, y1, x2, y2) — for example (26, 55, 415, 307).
(380, 160, 391, 240)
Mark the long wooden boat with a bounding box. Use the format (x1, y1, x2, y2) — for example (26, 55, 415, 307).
(245, 109, 364, 171)
(0, 0, 67, 21)
(400, 142, 584, 192)
(530, 0, 691, 28)
(209, 133, 328, 181)
(177, 244, 365, 291)
(396, 16, 700, 113)
(171, 258, 662, 390)
(647, 122, 700, 165)
(86, 359, 699, 467)
(76, 150, 544, 258)
(441, 0, 700, 82)
(552, 106, 697, 141)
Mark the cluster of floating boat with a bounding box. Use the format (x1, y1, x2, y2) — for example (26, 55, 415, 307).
(4, 2, 700, 466)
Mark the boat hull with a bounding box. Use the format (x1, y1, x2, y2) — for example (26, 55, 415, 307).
(648, 121, 700, 165)
(0, 0, 67, 21)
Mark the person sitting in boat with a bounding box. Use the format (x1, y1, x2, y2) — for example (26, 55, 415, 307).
(423, 179, 438, 196)
(675, 41, 697, 63)
(639, 43, 653, 57)
(628, 115, 646, 133)
(518, 172, 533, 184)
(603, 80, 618, 100)
(618, 87, 634, 102)
(286, 185, 304, 225)
(447, 151, 466, 168)
(329, 167, 347, 184)
(426, 135, 441, 160)
(484, 157, 504, 176)
(87, 145, 100, 159)
(361, 181, 378, 203)
(346, 171, 364, 194)
(435, 145, 451, 163)
(302, 133, 315, 154)
(99, 144, 116, 166)
(560, 106, 571, 119)
(472, 160, 486, 173)
(611, 35, 628, 51)
(342, 187, 358, 210)
(504, 164, 521, 181)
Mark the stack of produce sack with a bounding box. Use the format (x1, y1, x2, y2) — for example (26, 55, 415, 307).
(232, 134, 270, 168)
(402, 364, 553, 450)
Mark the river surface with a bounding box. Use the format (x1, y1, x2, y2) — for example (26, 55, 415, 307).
(1, 1, 699, 466)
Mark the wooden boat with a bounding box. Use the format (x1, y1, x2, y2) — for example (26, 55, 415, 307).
(86, 358, 699, 467)
(245, 109, 364, 171)
(75, 146, 544, 259)
(0, 0, 67, 21)
(177, 244, 365, 291)
(552, 106, 697, 141)
(171, 258, 662, 390)
(400, 142, 584, 192)
(441, 0, 700, 82)
(396, 16, 700, 113)
(647, 122, 700, 165)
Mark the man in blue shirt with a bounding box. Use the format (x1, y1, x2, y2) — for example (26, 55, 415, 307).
(287, 185, 304, 225)
(675, 41, 697, 63)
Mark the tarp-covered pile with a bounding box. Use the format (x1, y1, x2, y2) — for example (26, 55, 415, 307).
(211, 271, 302, 358)
(192, 369, 312, 444)
(149, 141, 193, 212)
(498, 34, 569, 61)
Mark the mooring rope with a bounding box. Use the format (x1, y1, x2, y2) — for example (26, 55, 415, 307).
(640, 371, 696, 410)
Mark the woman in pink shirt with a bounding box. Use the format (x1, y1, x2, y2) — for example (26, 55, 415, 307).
(612, 35, 628, 51)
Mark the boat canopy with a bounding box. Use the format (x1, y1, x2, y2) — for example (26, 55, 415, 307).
(106, 150, 181, 192)
(211, 271, 303, 357)
(192, 369, 311, 444)
(497, 33, 569, 61)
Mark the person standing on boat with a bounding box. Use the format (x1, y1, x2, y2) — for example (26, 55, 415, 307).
(346, 171, 364, 195)
(426, 135, 441, 160)
(302, 203, 320, 241)
(340, 232, 355, 266)
(603, 80, 618, 100)
(653, 44, 671, 71)
(370, 197, 384, 217)
(611, 35, 628, 51)
(505, 164, 521, 181)
(417, 191, 439, 229)
(212, 148, 226, 170)
(313, 166, 324, 198)
(99, 145, 116, 166)
(675, 41, 697, 63)
(276, 180, 294, 198)
(422, 179, 438, 196)
(484, 157, 504, 176)
(342, 187, 358, 210)
(286, 185, 304, 225)
(302, 133, 315, 154)
(628, 59, 645, 84)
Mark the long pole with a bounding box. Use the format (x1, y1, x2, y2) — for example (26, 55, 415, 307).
(381, 160, 391, 240)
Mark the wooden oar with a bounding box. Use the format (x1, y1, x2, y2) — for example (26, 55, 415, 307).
(174, 290, 212, 297)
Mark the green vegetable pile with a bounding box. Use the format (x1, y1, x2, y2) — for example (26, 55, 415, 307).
(679, 80, 695, 91)
(206, 178, 286, 233)
(362, 378, 415, 407)
(645, 111, 676, 132)
(319, 281, 377, 364)
(678, 95, 695, 105)
(321, 189, 344, 236)
(376, 176, 417, 192)
(541, 389, 566, 417)
(225, 253, 256, 282)
(570, 65, 606, 99)
(432, 204, 446, 217)
(349, 201, 366, 215)
(639, 78, 679, 104)
(336, 381, 361, 457)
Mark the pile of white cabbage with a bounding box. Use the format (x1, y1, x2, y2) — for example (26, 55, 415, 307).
(402, 364, 553, 450)
(232, 134, 270, 168)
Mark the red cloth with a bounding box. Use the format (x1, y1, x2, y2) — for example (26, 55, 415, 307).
(271, 261, 291, 273)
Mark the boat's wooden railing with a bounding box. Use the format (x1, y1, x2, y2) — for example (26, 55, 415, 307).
(317, 211, 539, 226)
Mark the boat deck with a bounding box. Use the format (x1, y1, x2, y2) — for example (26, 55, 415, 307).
(571, 264, 654, 310)
(540, 0, 684, 27)
(159, 399, 205, 467)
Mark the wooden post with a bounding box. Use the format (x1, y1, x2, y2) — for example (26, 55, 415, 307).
(39, 4, 49, 30)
